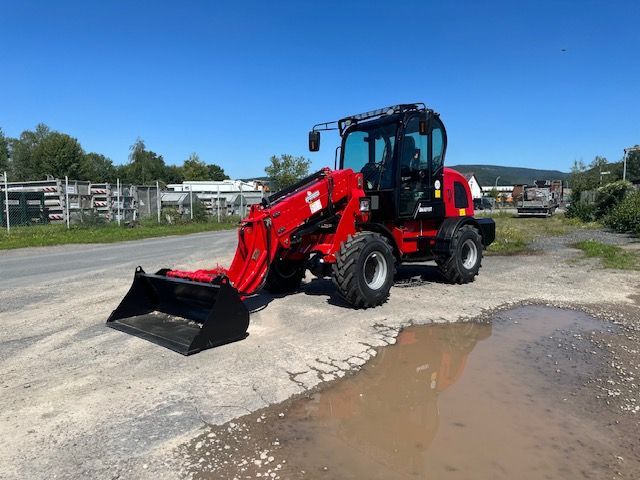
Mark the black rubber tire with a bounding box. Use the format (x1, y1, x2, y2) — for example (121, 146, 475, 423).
(264, 258, 305, 294)
(332, 232, 395, 308)
(436, 224, 483, 284)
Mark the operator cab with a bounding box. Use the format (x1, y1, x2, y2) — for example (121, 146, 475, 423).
(309, 104, 447, 220)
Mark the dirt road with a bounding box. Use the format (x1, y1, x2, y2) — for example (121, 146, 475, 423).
(0, 230, 638, 479)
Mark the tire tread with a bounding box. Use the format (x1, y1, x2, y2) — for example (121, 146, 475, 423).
(332, 232, 394, 308)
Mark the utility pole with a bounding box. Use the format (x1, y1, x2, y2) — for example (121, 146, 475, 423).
(217, 184, 221, 222)
(156, 181, 161, 223)
(3, 171, 9, 234)
(116, 178, 121, 226)
(189, 185, 193, 220)
(65, 176, 70, 229)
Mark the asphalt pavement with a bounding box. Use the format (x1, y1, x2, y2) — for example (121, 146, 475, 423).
(0, 230, 237, 292)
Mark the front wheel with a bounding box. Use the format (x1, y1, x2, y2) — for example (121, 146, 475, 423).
(436, 225, 483, 284)
(332, 232, 395, 308)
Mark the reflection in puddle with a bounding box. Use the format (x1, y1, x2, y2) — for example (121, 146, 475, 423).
(186, 307, 632, 479)
(285, 322, 491, 478)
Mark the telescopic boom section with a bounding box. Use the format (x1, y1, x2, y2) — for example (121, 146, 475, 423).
(165, 168, 367, 296)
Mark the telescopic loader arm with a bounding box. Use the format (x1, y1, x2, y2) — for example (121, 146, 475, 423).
(166, 167, 368, 296)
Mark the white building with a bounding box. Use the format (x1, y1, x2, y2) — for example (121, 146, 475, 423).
(463, 174, 483, 199)
(167, 180, 266, 216)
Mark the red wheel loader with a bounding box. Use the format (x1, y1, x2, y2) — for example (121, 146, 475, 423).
(107, 104, 495, 355)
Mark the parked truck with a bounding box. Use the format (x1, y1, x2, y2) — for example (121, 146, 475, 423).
(514, 180, 563, 217)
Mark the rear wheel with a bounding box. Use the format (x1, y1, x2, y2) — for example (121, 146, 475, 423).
(264, 258, 305, 294)
(332, 232, 395, 308)
(436, 225, 483, 284)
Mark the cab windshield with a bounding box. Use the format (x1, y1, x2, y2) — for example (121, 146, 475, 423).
(342, 122, 397, 190)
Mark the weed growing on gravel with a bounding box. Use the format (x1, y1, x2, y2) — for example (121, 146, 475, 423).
(486, 224, 530, 255)
(486, 213, 599, 255)
(573, 240, 639, 270)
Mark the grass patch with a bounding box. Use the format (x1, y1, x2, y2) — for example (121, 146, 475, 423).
(572, 240, 639, 270)
(0, 220, 238, 250)
(482, 212, 599, 255)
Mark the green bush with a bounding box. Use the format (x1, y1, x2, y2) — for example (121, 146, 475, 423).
(603, 190, 640, 235)
(161, 203, 210, 224)
(566, 200, 596, 222)
(161, 207, 184, 225)
(191, 201, 209, 223)
(594, 180, 632, 219)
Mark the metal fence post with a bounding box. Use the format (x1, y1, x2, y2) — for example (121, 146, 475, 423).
(3, 171, 9, 234)
(156, 181, 161, 223)
(189, 185, 193, 220)
(116, 178, 121, 226)
(217, 185, 221, 222)
(147, 187, 151, 217)
(239, 182, 243, 217)
(65, 176, 70, 229)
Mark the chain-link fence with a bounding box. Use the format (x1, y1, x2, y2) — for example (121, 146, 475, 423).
(1, 172, 243, 233)
(0, 172, 167, 232)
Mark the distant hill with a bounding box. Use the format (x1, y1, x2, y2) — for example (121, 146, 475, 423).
(242, 167, 570, 187)
(449, 164, 569, 186)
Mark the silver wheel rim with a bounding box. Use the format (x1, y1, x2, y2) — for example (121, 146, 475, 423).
(461, 239, 478, 270)
(363, 251, 388, 290)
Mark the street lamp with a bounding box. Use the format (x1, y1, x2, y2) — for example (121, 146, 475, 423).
(494, 176, 500, 188)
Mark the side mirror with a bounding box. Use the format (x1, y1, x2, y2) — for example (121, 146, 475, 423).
(309, 131, 320, 152)
(419, 118, 429, 135)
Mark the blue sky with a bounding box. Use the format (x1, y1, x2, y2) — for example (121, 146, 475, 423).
(1, 0, 638, 178)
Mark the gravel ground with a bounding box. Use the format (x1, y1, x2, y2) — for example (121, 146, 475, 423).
(530, 228, 639, 251)
(0, 229, 638, 479)
(176, 305, 640, 479)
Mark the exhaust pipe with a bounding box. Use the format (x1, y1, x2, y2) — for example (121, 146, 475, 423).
(106, 267, 249, 355)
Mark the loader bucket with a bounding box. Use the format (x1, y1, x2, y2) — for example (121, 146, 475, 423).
(106, 267, 249, 355)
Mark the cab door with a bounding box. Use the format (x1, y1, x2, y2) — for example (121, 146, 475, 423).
(398, 114, 446, 218)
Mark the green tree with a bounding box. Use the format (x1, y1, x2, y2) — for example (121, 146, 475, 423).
(265, 154, 311, 191)
(207, 163, 229, 181)
(569, 158, 598, 197)
(122, 138, 168, 184)
(80, 152, 117, 182)
(10, 123, 51, 180)
(31, 131, 85, 179)
(590, 155, 608, 170)
(182, 153, 229, 181)
(163, 165, 185, 184)
(0, 128, 9, 174)
(182, 153, 209, 180)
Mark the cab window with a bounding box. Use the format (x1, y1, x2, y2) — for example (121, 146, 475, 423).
(398, 116, 429, 216)
(432, 126, 444, 173)
(343, 123, 397, 190)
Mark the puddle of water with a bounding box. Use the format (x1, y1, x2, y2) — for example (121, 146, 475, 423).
(184, 307, 632, 479)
